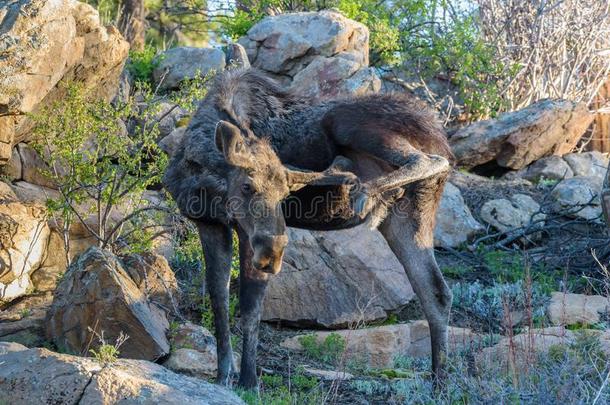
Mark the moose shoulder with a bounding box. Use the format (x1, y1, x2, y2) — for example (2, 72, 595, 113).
(163, 68, 453, 388)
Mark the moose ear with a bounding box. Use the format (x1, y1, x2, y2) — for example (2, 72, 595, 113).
(215, 120, 252, 168)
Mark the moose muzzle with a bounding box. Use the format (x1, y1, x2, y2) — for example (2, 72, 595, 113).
(251, 234, 289, 274)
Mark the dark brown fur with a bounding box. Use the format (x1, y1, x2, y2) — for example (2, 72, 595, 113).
(164, 68, 453, 388)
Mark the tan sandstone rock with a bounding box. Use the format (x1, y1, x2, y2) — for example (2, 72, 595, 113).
(281, 321, 479, 368)
(450, 99, 593, 170)
(0, 0, 129, 162)
(0, 197, 51, 301)
(547, 292, 609, 326)
(0, 347, 243, 404)
(45, 247, 170, 361)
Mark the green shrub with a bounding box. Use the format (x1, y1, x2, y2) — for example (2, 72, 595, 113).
(298, 332, 346, 365)
(30, 83, 169, 259)
(127, 46, 162, 85)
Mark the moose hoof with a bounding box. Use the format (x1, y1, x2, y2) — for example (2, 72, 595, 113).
(352, 190, 372, 218)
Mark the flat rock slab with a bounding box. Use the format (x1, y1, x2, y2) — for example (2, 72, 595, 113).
(477, 327, 610, 372)
(547, 292, 609, 326)
(0, 347, 243, 404)
(281, 321, 479, 368)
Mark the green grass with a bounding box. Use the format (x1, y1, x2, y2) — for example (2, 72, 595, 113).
(298, 333, 346, 365)
(238, 371, 323, 405)
(89, 344, 120, 363)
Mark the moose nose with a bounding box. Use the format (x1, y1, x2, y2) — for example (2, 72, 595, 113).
(251, 234, 288, 274)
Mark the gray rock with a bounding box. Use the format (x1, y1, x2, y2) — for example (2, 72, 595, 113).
(163, 348, 217, 379)
(0, 347, 243, 404)
(434, 182, 484, 248)
(17, 143, 55, 189)
(519, 155, 574, 182)
(154, 102, 189, 139)
(563, 151, 609, 180)
(153, 47, 226, 91)
(46, 247, 170, 361)
(0, 341, 28, 354)
(159, 127, 186, 157)
(243, 10, 369, 76)
(2, 147, 22, 180)
(479, 194, 544, 233)
(550, 176, 602, 220)
(290, 56, 380, 99)
(262, 225, 415, 328)
(450, 99, 594, 170)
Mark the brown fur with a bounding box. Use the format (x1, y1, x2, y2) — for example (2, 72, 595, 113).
(164, 68, 453, 388)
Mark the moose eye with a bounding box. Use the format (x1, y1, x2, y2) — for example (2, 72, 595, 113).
(241, 183, 254, 195)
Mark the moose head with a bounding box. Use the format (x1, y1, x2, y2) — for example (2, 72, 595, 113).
(215, 120, 357, 274)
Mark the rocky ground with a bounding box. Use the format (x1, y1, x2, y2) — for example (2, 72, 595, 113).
(1, 1, 610, 404)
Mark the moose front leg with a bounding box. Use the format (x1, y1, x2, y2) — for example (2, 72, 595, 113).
(197, 222, 235, 386)
(237, 226, 269, 389)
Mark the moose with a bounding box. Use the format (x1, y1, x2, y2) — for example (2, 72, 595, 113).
(164, 67, 454, 388)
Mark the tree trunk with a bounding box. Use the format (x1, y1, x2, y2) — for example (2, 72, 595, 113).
(118, 0, 146, 51)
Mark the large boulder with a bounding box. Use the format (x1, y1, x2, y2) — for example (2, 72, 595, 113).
(434, 182, 484, 248)
(450, 99, 594, 170)
(0, 347, 243, 404)
(153, 47, 226, 91)
(0, 0, 129, 163)
(0, 196, 51, 301)
(238, 10, 379, 100)
(122, 252, 180, 312)
(46, 247, 171, 361)
(262, 225, 415, 328)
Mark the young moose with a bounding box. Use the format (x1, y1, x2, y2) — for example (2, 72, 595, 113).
(164, 68, 453, 388)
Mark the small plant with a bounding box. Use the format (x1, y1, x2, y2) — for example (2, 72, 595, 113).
(87, 328, 129, 364)
(127, 46, 162, 85)
(31, 82, 170, 261)
(18, 308, 31, 319)
(298, 332, 346, 365)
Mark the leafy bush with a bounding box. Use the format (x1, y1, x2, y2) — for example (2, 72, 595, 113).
(127, 46, 162, 85)
(298, 332, 346, 365)
(31, 83, 169, 259)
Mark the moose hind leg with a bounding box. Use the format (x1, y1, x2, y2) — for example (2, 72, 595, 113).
(197, 222, 235, 386)
(237, 227, 270, 389)
(378, 175, 452, 380)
